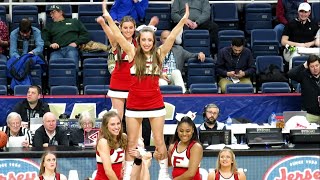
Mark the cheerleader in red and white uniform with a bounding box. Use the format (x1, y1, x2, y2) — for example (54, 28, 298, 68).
(35, 151, 67, 180)
(168, 116, 203, 180)
(102, 1, 190, 179)
(95, 111, 127, 180)
(97, 15, 137, 120)
(207, 148, 246, 180)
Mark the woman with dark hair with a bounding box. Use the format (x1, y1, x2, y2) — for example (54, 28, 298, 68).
(168, 116, 203, 180)
(207, 148, 246, 180)
(35, 151, 67, 180)
(102, 1, 189, 179)
(95, 111, 127, 180)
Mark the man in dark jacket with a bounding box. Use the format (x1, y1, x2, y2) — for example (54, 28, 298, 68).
(12, 85, 50, 127)
(216, 38, 256, 93)
(288, 55, 320, 124)
(33, 112, 68, 147)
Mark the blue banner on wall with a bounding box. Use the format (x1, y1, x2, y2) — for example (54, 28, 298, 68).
(0, 94, 301, 126)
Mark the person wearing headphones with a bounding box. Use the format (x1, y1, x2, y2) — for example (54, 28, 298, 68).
(197, 103, 225, 131)
(197, 103, 238, 144)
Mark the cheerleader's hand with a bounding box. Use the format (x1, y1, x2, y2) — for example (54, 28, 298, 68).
(102, 0, 111, 18)
(181, 3, 190, 23)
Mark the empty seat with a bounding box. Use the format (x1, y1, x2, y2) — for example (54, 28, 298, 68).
(187, 57, 216, 88)
(189, 83, 218, 94)
(145, 4, 171, 30)
(183, 30, 211, 56)
(78, 5, 102, 30)
(0, 59, 6, 86)
(50, 86, 79, 95)
(160, 85, 183, 94)
(291, 56, 309, 89)
(251, 29, 279, 58)
(83, 58, 110, 86)
(261, 82, 291, 93)
(14, 85, 30, 96)
(0, 85, 7, 95)
(292, 55, 308, 68)
(84, 85, 109, 95)
(81, 30, 108, 59)
(245, 4, 272, 34)
(312, 3, 320, 25)
(212, 3, 239, 30)
(30, 64, 43, 87)
(0, 6, 7, 23)
(225, 83, 254, 94)
(48, 58, 77, 87)
(218, 30, 245, 50)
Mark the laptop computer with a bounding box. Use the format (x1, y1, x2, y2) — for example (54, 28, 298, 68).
(283, 111, 307, 122)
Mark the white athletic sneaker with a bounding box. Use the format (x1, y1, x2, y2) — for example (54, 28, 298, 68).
(158, 169, 172, 180)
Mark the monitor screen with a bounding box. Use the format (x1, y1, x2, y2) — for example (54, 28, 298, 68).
(290, 129, 320, 144)
(246, 128, 284, 146)
(199, 130, 231, 145)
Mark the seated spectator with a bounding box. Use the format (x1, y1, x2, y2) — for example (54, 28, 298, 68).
(274, 0, 306, 42)
(197, 103, 237, 144)
(315, 29, 320, 47)
(287, 55, 320, 124)
(70, 111, 96, 146)
(9, 18, 44, 59)
(33, 112, 68, 147)
(110, 0, 148, 25)
(42, 5, 90, 70)
(281, 2, 319, 69)
(158, 30, 205, 93)
(12, 85, 50, 127)
(216, 38, 256, 93)
(0, 112, 32, 147)
(171, 0, 219, 55)
(35, 151, 68, 180)
(0, 20, 9, 61)
(207, 148, 246, 180)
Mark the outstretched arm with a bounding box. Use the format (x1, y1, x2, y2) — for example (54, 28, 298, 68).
(97, 16, 117, 48)
(158, 3, 189, 61)
(102, 0, 135, 61)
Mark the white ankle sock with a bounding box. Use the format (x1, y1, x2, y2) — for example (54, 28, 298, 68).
(123, 161, 134, 179)
(159, 158, 168, 169)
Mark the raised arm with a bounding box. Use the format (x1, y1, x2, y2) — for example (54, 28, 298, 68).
(102, 0, 135, 61)
(158, 3, 189, 61)
(96, 16, 117, 48)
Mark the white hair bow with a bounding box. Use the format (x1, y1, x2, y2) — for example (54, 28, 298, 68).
(175, 111, 196, 121)
(136, 25, 157, 32)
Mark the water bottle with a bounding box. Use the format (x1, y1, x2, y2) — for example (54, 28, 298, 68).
(226, 116, 232, 129)
(270, 112, 277, 128)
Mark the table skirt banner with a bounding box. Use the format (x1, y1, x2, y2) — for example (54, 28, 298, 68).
(0, 155, 318, 180)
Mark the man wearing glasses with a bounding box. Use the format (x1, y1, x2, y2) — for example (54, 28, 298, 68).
(197, 103, 225, 131)
(197, 103, 238, 144)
